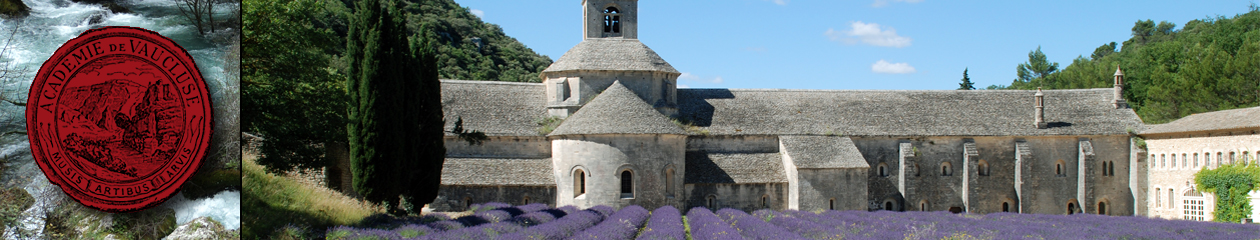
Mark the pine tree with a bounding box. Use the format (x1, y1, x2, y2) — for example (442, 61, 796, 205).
(957, 68, 974, 90)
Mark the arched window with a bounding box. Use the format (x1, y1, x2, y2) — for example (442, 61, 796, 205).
(1230, 152, 1236, 164)
(1055, 160, 1067, 177)
(1182, 154, 1188, 167)
(574, 169, 586, 197)
(1101, 161, 1108, 176)
(941, 162, 953, 176)
(1184, 190, 1205, 221)
(761, 195, 769, 209)
(1219, 152, 1225, 165)
(1109, 161, 1115, 176)
(1150, 154, 1156, 167)
(1155, 187, 1162, 207)
(523, 196, 531, 205)
(829, 198, 836, 210)
(978, 160, 990, 176)
(884, 201, 894, 211)
(665, 168, 675, 198)
(1193, 153, 1199, 167)
(1207, 152, 1214, 168)
(464, 197, 473, 210)
(877, 163, 889, 177)
(1002, 202, 1010, 212)
(602, 7, 621, 34)
(706, 195, 717, 209)
(919, 200, 929, 211)
(1171, 154, 1178, 168)
(913, 164, 921, 177)
(1098, 201, 1107, 215)
(620, 170, 634, 199)
(1067, 200, 1079, 215)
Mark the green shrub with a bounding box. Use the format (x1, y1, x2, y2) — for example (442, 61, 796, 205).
(1195, 163, 1260, 223)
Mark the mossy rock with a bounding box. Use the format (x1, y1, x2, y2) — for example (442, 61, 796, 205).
(181, 168, 242, 199)
(0, 0, 30, 18)
(0, 187, 34, 229)
(167, 216, 238, 240)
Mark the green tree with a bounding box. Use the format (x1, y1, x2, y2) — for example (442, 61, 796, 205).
(1091, 42, 1117, 60)
(957, 68, 974, 90)
(242, 0, 346, 173)
(346, 0, 445, 215)
(1011, 46, 1059, 89)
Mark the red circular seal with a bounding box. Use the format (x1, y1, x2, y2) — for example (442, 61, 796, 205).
(26, 26, 211, 213)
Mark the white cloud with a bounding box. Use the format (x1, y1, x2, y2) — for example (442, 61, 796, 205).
(764, 0, 788, 5)
(679, 72, 724, 84)
(872, 0, 923, 8)
(825, 21, 911, 48)
(470, 9, 484, 18)
(871, 60, 916, 74)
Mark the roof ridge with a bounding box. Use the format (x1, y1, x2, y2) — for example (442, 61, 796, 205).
(548, 81, 685, 136)
(440, 79, 544, 86)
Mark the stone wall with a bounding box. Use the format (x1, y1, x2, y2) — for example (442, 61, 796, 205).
(551, 134, 687, 210)
(796, 168, 867, 211)
(684, 183, 787, 212)
(686, 135, 778, 153)
(851, 135, 1132, 215)
(430, 185, 556, 212)
(1144, 132, 1259, 220)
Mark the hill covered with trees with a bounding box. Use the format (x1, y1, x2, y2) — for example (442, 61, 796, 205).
(999, 8, 1260, 124)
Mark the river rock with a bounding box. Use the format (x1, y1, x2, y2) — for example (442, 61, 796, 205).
(0, 0, 30, 18)
(165, 216, 237, 240)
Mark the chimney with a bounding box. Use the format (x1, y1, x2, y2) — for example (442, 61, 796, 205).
(1112, 65, 1127, 109)
(1035, 87, 1047, 129)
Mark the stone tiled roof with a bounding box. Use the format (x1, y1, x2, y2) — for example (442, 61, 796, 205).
(1141, 106, 1260, 135)
(685, 151, 786, 184)
(676, 88, 1143, 136)
(440, 158, 555, 186)
(780, 136, 869, 169)
(549, 81, 686, 136)
(541, 39, 679, 74)
(441, 80, 547, 136)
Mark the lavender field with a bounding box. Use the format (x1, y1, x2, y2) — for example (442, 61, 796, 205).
(326, 203, 1260, 240)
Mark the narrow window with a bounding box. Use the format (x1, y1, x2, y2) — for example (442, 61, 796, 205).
(1161, 154, 1166, 168)
(620, 170, 633, 199)
(1218, 152, 1224, 165)
(941, 162, 952, 176)
(829, 198, 835, 210)
(602, 7, 621, 34)
(1182, 154, 1188, 167)
(665, 168, 675, 198)
(1207, 152, 1213, 168)
(465, 197, 473, 210)
(760, 195, 768, 208)
(978, 160, 989, 176)
(574, 169, 586, 197)
(1101, 161, 1108, 176)
(919, 200, 928, 211)
(1055, 160, 1067, 177)
(1109, 161, 1115, 176)
(523, 196, 531, 205)
(1002, 202, 1010, 212)
(1098, 202, 1107, 215)
(884, 201, 893, 211)
(1167, 188, 1174, 209)
(1155, 188, 1162, 207)
(877, 163, 888, 177)
(1194, 153, 1199, 167)
(1150, 154, 1156, 167)
(913, 164, 920, 177)
(707, 195, 717, 209)
(1171, 154, 1178, 168)
(1067, 202, 1077, 215)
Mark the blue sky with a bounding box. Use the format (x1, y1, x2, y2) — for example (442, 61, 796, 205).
(451, 0, 1254, 90)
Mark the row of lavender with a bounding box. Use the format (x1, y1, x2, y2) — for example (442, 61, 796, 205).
(328, 203, 1259, 240)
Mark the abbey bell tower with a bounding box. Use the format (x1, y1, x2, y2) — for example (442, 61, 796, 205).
(584, 0, 638, 39)
(541, 0, 679, 118)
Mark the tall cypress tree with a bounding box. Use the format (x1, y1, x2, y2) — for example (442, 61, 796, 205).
(347, 0, 440, 214)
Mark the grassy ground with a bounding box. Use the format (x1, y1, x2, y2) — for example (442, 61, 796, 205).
(242, 155, 381, 239)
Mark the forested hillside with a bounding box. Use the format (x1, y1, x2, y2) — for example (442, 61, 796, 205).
(1001, 8, 1260, 124)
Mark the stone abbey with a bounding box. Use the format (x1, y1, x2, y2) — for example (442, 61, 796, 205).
(375, 0, 1259, 218)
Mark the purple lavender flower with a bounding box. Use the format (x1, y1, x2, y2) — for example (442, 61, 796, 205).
(637, 205, 685, 240)
(685, 207, 744, 240)
(570, 205, 650, 240)
(499, 206, 610, 240)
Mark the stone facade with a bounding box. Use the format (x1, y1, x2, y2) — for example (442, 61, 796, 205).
(1140, 107, 1260, 221)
